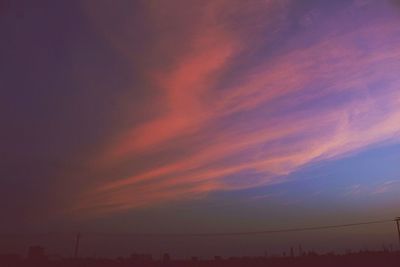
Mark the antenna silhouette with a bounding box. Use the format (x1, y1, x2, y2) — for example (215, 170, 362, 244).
(74, 232, 81, 259)
(395, 217, 400, 249)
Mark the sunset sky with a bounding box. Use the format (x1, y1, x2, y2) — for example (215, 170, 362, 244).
(1, 0, 400, 258)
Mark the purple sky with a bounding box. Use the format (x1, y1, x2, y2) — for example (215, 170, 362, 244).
(1, 0, 400, 258)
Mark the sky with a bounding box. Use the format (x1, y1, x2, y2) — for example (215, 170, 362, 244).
(1, 0, 400, 258)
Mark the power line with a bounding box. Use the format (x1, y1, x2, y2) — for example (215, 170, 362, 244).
(86, 219, 395, 237)
(0, 219, 395, 238)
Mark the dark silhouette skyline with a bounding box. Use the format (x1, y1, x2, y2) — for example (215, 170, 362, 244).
(1, 245, 400, 267)
(1, 217, 400, 260)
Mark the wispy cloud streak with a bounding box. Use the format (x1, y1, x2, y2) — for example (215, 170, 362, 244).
(76, 1, 400, 215)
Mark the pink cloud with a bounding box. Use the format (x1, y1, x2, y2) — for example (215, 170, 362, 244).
(73, 1, 400, 216)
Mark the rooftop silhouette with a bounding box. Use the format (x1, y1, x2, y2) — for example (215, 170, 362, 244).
(1, 245, 400, 267)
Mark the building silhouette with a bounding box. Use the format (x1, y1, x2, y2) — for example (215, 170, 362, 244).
(27, 246, 46, 263)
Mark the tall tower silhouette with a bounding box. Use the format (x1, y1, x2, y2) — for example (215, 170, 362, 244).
(396, 217, 400, 248)
(74, 232, 81, 258)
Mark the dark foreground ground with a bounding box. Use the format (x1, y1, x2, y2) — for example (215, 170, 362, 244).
(1, 250, 400, 267)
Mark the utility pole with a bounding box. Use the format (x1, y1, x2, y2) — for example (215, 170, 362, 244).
(74, 232, 81, 259)
(396, 217, 400, 249)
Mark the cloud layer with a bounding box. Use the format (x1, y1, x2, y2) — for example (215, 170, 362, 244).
(75, 0, 400, 215)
